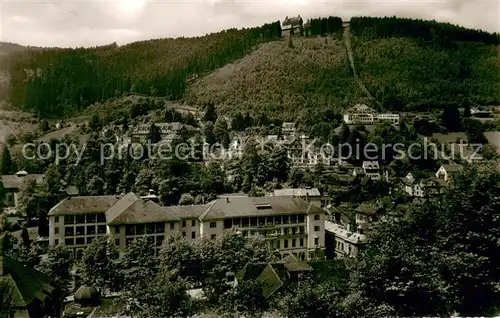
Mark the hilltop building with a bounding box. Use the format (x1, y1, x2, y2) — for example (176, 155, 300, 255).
(48, 193, 326, 261)
(343, 104, 399, 125)
(282, 15, 303, 36)
(401, 172, 445, 197)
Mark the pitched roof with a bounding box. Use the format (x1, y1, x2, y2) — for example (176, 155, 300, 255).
(164, 205, 207, 219)
(237, 254, 313, 298)
(441, 164, 464, 172)
(355, 203, 380, 215)
(484, 131, 500, 154)
(258, 264, 284, 298)
(325, 221, 366, 244)
(199, 197, 324, 221)
(345, 104, 377, 114)
(106, 193, 181, 225)
(273, 188, 321, 197)
(1, 174, 45, 189)
(48, 195, 122, 216)
(1, 256, 57, 308)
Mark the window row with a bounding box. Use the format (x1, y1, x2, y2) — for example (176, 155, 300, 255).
(181, 220, 197, 228)
(63, 225, 106, 236)
(273, 237, 305, 249)
(241, 226, 306, 237)
(62, 213, 106, 225)
(123, 235, 164, 247)
(223, 214, 307, 229)
(124, 222, 166, 236)
(181, 231, 197, 239)
(63, 236, 99, 246)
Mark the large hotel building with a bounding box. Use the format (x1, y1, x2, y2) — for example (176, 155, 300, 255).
(48, 193, 326, 261)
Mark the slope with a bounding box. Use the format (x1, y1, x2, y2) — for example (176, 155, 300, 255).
(184, 37, 365, 121)
(350, 17, 500, 111)
(5, 22, 281, 118)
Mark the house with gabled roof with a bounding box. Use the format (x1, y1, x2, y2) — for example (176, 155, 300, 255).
(1, 171, 45, 209)
(0, 234, 63, 318)
(401, 172, 444, 197)
(235, 254, 313, 298)
(435, 164, 464, 182)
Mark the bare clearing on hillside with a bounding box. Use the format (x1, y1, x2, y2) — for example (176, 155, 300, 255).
(184, 37, 364, 120)
(0, 110, 38, 143)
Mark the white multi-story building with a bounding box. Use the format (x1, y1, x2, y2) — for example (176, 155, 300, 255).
(343, 104, 399, 125)
(48, 193, 326, 261)
(281, 122, 296, 136)
(325, 221, 366, 258)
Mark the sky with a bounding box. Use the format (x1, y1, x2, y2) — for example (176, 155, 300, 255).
(1, 0, 499, 48)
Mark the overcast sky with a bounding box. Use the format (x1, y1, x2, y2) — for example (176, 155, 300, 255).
(1, 0, 499, 48)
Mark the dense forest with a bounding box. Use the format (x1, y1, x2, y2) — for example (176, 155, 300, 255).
(5, 22, 282, 117)
(3, 16, 499, 119)
(351, 17, 499, 111)
(305, 16, 343, 38)
(350, 16, 499, 45)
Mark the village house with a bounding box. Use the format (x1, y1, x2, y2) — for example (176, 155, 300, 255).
(361, 161, 381, 181)
(325, 221, 366, 258)
(131, 122, 197, 143)
(0, 234, 63, 318)
(435, 164, 464, 183)
(281, 122, 296, 136)
(401, 172, 444, 197)
(343, 104, 399, 125)
(354, 203, 381, 227)
(235, 254, 313, 298)
(48, 194, 326, 261)
(1, 171, 45, 210)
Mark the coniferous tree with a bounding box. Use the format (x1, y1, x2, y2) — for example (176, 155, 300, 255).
(147, 123, 162, 143)
(204, 103, 217, 123)
(0, 145, 14, 175)
(213, 117, 229, 144)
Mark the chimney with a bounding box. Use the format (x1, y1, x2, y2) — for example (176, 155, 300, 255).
(305, 192, 310, 202)
(226, 197, 230, 203)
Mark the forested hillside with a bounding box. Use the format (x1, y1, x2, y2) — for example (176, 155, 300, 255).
(5, 22, 281, 117)
(350, 17, 500, 111)
(3, 16, 499, 119)
(184, 37, 363, 121)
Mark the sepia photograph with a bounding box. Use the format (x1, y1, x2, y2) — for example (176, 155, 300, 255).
(0, 0, 499, 317)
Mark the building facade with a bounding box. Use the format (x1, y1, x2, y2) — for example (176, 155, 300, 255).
(325, 221, 366, 258)
(48, 193, 326, 261)
(343, 104, 399, 125)
(1, 171, 45, 209)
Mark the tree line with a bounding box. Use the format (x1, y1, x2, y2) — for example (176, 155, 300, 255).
(350, 16, 499, 45)
(304, 16, 343, 37)
(6, 22, 282, 117)
(2, 165, 500, 317)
